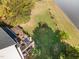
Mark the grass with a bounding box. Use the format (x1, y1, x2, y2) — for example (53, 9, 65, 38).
(35, 10, 56, 30)
(23, 10, 56, 35)
(22, 0, 57, 35)
(11, 19, 28, 26)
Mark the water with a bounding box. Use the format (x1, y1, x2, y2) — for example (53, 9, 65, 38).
(55, 0, 79, 28)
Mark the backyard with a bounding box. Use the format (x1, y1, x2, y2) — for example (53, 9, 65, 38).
(0, 0, 79, 59)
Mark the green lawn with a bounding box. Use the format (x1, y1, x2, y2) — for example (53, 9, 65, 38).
(35, 10, 56, 30)
(23, 10, 57, 35)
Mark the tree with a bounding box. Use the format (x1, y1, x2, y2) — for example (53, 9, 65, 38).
(0, 0, 35, 25)
(31, 22, 79, 59)
(60, 31, 69, 39)
(61, 42, 79, 59)
(32, 23, 61, 59)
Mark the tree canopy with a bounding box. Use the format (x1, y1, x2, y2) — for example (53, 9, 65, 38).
(31, 22, 79, 59)
(0, 0, 35, 25)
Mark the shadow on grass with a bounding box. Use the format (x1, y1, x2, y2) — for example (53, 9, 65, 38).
(32, 22, 79, 59)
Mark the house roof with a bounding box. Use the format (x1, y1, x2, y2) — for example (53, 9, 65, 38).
(0, 27, 16, 49)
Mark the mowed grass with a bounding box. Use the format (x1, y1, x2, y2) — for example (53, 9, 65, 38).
(35, 10, 56, 30)
(23, 10, 56, 35)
